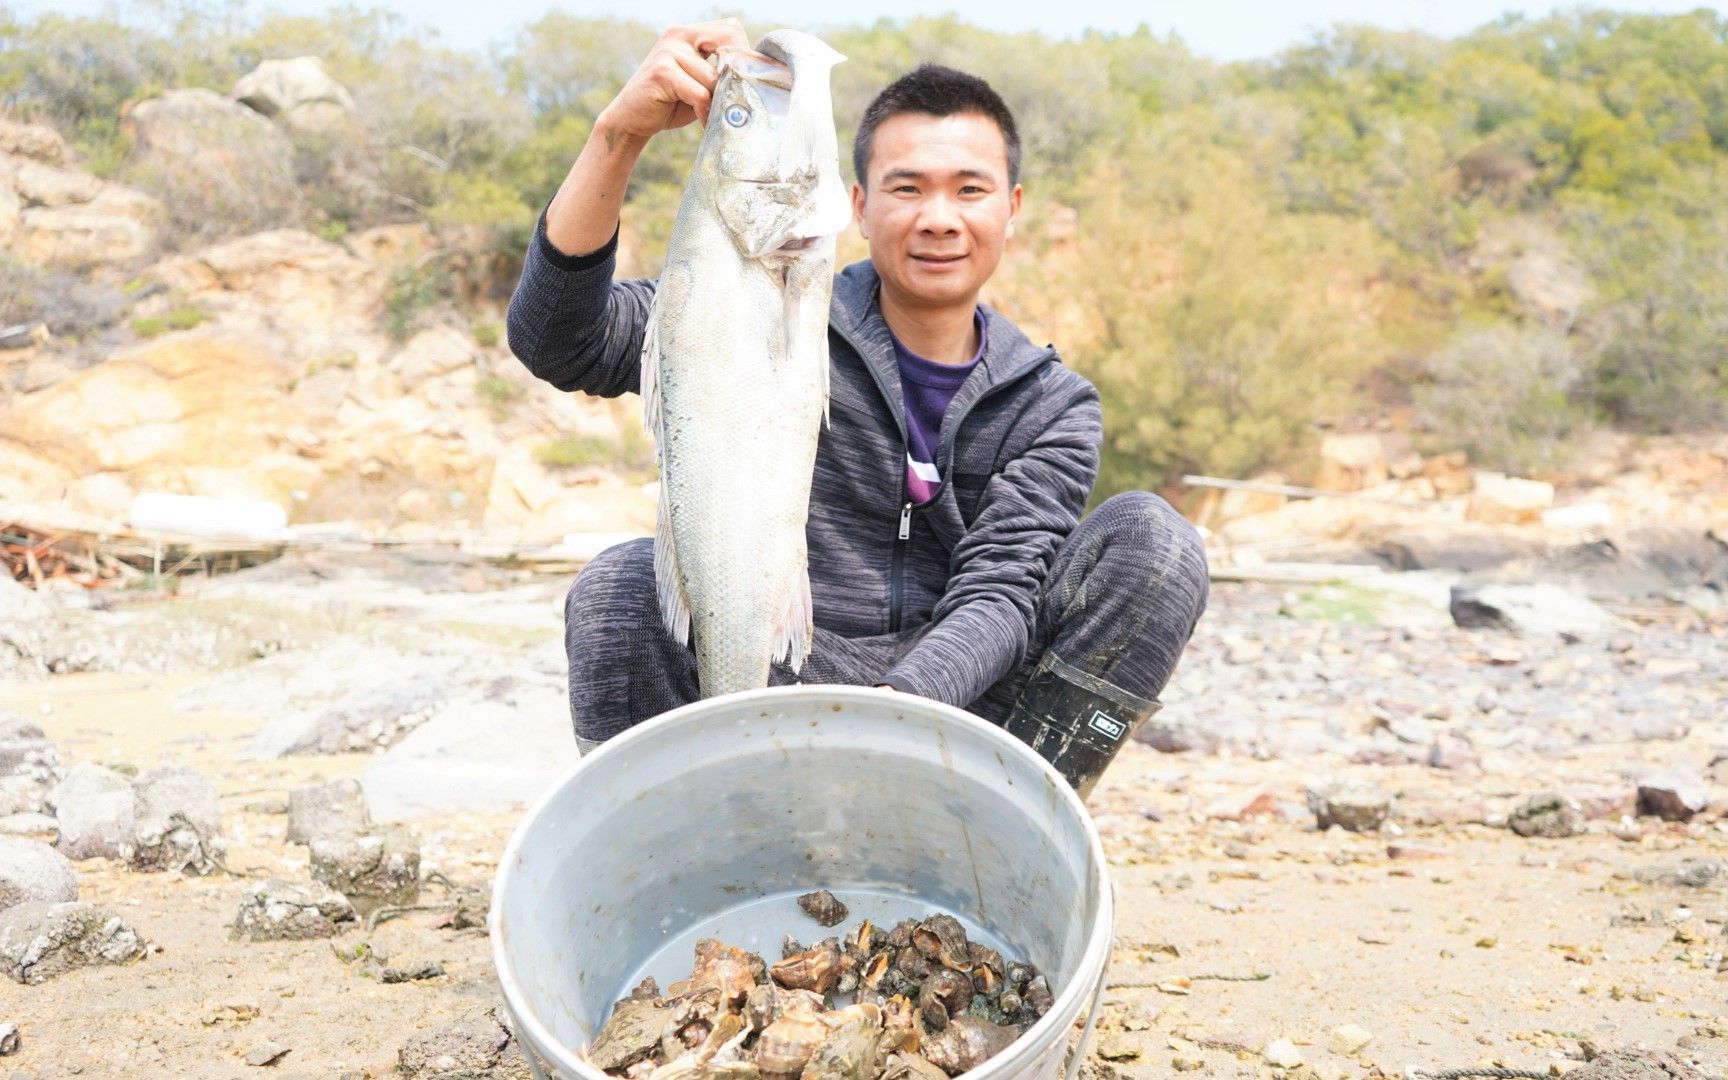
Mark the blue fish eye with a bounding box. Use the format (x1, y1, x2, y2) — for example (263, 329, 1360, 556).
(724, 104, 749, 128)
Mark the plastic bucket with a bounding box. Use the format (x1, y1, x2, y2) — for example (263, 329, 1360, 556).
(491, 685, 1113, 1080)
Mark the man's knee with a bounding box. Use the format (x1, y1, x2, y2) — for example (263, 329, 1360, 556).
(565, 537, 657, 627)
(1088, 491, 1209, 625)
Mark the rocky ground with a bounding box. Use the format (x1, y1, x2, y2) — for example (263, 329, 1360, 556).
(1, 549, 1726, 1080)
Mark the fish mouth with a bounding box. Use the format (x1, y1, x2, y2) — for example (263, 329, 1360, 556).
(777, 237, 823, 252)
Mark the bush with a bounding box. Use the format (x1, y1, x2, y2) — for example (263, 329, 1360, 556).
(384, 264, 452, 341)
(129, 305, 207, 339)
(472, 321, 501, 347)
(1566, 192, 1728, 432)
(535, 428, 655, 475)
(1414, 322, 1591, 472)
(1064, 134, 1384, 497)
(0, 257, 129, 339)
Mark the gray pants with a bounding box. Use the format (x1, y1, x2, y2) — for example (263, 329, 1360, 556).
(564, 491, 1209, 750)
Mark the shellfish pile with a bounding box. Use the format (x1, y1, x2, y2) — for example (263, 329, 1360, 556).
(583, 893, 1055, 1080)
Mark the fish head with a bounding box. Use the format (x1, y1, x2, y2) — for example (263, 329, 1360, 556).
(701, 31, 849, 261)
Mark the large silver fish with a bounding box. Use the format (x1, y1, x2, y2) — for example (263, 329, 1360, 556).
(641, 30, 849, 697)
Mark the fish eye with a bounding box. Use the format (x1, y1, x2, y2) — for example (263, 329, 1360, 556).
(724, 104, 750, 128)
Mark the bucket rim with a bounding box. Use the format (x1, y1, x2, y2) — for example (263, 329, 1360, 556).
(490, 683, 1114, 1080)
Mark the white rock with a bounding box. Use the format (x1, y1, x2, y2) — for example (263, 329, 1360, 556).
(1328, 1024, 1373, 1056)
(1263, 1038, 1304, 1069)
(1465, 472, 1554, 525)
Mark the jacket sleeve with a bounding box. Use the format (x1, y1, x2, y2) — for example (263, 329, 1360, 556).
(882, 378, 1103, 708)
(505, 210, 657, 398)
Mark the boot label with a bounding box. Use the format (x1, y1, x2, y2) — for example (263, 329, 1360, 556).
(1087, 709, 1126, 741)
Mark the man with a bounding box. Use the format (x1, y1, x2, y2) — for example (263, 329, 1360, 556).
(507, 20, 1208, 796)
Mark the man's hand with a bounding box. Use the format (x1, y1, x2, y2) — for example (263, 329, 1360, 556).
(544, 19, 747, 259)
(598, 20, 750, 143)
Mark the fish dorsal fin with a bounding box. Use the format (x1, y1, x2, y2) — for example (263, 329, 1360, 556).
(640, 288, 692, 645)
(640, 287, 663, 445)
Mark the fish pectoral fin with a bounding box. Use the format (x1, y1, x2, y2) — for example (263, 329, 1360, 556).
(772, 559, 814, 673)
(654, 500, 692, 647)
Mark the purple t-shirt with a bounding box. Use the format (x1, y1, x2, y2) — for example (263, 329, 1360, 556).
(892, 311, 986, 505)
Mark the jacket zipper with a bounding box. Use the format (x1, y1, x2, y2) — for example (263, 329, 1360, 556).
(890, 491, 912, 632)
(833, 321, 1056, 636)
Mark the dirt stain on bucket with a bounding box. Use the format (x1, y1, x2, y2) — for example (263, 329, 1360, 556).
(958, 820, 987, 923)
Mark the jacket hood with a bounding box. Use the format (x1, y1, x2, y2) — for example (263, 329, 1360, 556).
(830, 259, 1057, 391)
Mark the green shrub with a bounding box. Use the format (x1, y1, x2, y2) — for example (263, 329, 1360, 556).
(534, 434, 614, 468)
(536, 428, 656, 476)
(472, 320, 502, 347)
(164, 306, 207, 330)
(1414, 322, 1592, 473)
(130, 305, 207, 338)
(384, 265, 453, 341)
(476, 374, 522, 406)
(0, 257, 128, 339)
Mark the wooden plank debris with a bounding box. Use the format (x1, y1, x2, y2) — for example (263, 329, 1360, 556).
(1183, 474, 1411, 506)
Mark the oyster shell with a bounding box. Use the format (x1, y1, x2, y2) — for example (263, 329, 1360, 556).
(650, 1009, 758, 1080)
(771, 939, 845, 994)
(796, 890, 849, 928)
(911, 916, 972, 971)
(921, 1016, 1020, 1076)
(880, 1052, 949, 1080)
(877, 994, 920, 1057)
(669, 939, 765, 1009)
(756, 996, 834, 1080)
(586, 997, 679, 1072)
(800, 1003, 883, 1080)
(917, 969, 972, 1033)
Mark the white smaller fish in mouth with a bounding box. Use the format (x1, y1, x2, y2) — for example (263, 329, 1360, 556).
(639, 30, 849, 699)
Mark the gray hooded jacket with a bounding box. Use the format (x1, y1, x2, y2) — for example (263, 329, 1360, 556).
(506, 217, 1103, 708)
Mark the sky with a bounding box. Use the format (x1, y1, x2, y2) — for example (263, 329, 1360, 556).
(8, 0, 1725, 61)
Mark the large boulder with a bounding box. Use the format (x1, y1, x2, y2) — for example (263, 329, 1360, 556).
(1315, 434, 1389, 493)
(0, 900, 145, 983)
(309, 831, 420, 915)
(0, 333, 295, 480)
(0, 176, 19, 248)
(0, 571, 56, 669)
(0, 118, 68, 164)
(149, 228, 372, 311)
(45, 764, 135, 861)
(391, 325, 477, 390)
(3, 151, 162, 269)
(286, 779, 371, 845)
(131, 766, 226, 874)
(12, 161, 102, 207)
(124, 88, 299, 239)
(10, 199, 157, 268)
(399, 1006, 531, 1079)
(1449, 582, 1628, 637)
(233, 56, 356, 134)
(481, 444, 656, 543)
(231, 879, 356, 941)
(1466, 472, 1554, 525)
(0, 838, 77, 910)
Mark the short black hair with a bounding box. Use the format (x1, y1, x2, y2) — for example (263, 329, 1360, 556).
(852, 64, 1021, 189)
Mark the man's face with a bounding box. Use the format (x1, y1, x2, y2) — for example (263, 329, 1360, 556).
(851, 111, 1022, 314)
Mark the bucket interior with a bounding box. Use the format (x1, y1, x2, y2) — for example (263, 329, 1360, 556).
(494, 687, 1107, 1073)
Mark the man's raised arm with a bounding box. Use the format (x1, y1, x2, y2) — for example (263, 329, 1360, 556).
(506, 19, 748, 396)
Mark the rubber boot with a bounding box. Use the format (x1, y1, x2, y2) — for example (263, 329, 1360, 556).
(1000, 653, 1161, 798)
